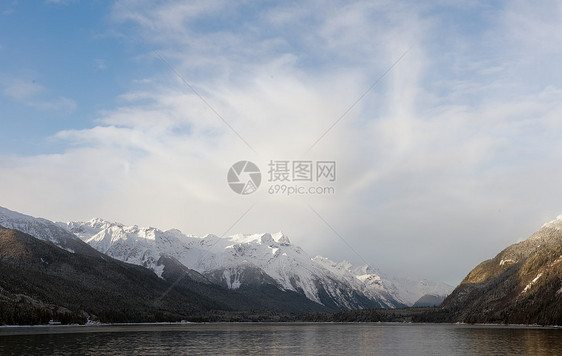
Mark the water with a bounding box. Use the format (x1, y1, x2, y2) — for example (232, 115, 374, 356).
(0, 323, 560, 355)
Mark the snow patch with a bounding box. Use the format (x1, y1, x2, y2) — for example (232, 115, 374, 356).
(153, 264, 165, 278)
(540, 215, 562, 230)
(522, 273, 543, 294)
(499, 259, 514, 266)
(223, 269, 241, 289)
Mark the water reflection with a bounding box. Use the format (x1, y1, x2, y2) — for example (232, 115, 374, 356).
(0, 323, 560, 356)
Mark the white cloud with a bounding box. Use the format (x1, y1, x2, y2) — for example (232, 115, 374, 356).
(93, 59, 107, 70)
(29, 96, 76, 113)
(45, 0, 76, 5)
(1, 77, 76, 114)
(2, 78, 44, 101)
(2, 0, 562, 285)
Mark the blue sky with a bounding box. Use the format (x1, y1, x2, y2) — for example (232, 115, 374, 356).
(1, 0, 562, 285)
(0, 0, 143, 154)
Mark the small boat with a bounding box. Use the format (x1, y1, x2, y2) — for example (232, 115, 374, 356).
(48, 320, 61, 325)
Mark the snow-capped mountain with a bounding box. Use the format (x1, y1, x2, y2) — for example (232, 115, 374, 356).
(0, 206, 96, 256)
(60, 218, 452, 308)
(62, 219, 401, 309)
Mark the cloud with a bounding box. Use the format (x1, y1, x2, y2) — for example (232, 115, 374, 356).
(2, 0, 562, 285)
(1, 1, 17, 15)
(29, 97, 76, 112)
(1, 77, 76, 114)
(2, 78, 44, 101)
(45, 0, 76, 5)
(93, 59, 107, 70)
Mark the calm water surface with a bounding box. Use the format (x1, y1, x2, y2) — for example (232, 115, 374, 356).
(0, 323, 561, 355)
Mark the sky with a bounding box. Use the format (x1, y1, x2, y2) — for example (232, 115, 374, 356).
(1, 0, 562, 286)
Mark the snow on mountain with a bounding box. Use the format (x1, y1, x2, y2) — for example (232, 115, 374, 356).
(539, 214, 562, 231)
(313, 257, 406, 306)
(0, 205, 452, 308)
(351, 265, 452, 306)
(62, 218, 396, 308)
(380, 275, 453, 306)
(0, 206, 88, 254)
(59, 218, 451, 308)
(63, 219, 193, 272)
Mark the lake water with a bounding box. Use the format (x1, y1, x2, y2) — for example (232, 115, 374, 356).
(0, 323, 561, 355)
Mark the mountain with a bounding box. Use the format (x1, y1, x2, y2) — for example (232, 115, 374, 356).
(60, 218, 451, 309)
(0, 225, 226, 324)
(61, 219, 404, 310)
(441, 215, 562, 325)
(0, 206, 334, 325)
(412, 294, 446, 307)
(354, 266, 453, 306)
(0, 206, 97, 256)
(0, 205, 451, 316)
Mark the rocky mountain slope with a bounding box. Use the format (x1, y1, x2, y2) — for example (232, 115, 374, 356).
(441, 215, 562, 325)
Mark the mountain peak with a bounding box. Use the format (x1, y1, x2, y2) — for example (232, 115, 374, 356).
(82, 217, 120, 230)
(443, 214, 562, 324)
(273, 232, 291, 245)
(0, 206, 48, 225)
(226, 232, 290, 245)
(0, 206, 101, 256)
(540, 214, 562, 230)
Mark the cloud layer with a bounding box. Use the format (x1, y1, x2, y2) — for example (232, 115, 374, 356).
(1, 0, 562, 284)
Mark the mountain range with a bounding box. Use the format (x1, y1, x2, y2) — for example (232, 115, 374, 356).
(2, 205, 561, 325)
(60, 217, 451, 309)
(0, 206, 451, 324)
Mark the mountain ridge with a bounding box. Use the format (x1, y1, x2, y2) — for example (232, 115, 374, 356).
(61, 218, 407, 309)
(60, 216, 452, 308)
(0, 205, 452, 317)
(441, 215, 562, 325)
